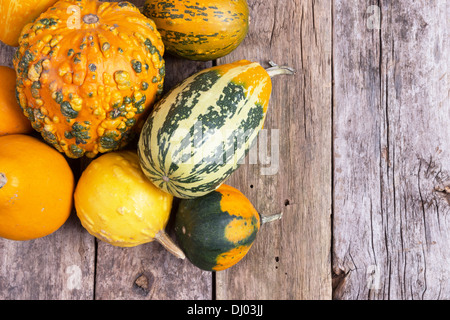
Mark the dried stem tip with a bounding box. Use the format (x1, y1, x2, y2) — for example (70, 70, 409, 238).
(266, 60, 296, 78)
(155, 230, 186, 259)
(261, 212, 283, 225)
(83, 14, 99, 24)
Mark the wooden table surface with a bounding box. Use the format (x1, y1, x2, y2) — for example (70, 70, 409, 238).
(0, 0, 448, 300)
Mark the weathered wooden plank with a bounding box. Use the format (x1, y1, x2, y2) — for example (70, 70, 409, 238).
(333, 0, 450, 299)
(0, 44, 14, 67)
(215, 0, 333, 300)
(94, 55, 213, 300)
(0, 212, 96, 300)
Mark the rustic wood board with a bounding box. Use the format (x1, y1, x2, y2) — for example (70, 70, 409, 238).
(332, 0, 450, 299)
(1, 0, 449, 301)
(216, 0, 333, 300)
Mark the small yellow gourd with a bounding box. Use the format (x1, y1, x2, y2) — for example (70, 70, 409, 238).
(74, 150, 184, 259)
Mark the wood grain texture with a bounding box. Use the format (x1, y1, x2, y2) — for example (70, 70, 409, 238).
(333, 0, 450, 299)
(215, 0, 333, 300)
(0, 209, 95, 299)
(1, 0, 448, 301)
(94, 56, 213, 300)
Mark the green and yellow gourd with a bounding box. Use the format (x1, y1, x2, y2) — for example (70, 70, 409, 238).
(174, 184, 282, 271)
(138, 60, 294, 199)
(143, 0, 249, 61)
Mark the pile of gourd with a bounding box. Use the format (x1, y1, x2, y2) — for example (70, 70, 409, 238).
(0, 0, 292, 272)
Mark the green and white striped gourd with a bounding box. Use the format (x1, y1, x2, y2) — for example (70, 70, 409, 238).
(138, 60, 294, 199)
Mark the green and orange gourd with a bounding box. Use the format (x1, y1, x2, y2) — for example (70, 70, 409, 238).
(174, 184, 282, 271)
(13, 0, 165, 158)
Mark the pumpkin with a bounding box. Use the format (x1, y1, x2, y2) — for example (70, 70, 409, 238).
(74, 150, 185, 259)
(13, 0, 166, 159)
(0, 0, 59, 47)
(138, 60, 295, 199)
(0, 66, 33, 136)
(0, 134, 74, 241)
(174, 184, 282, 271)
(143, 0, 249, 61)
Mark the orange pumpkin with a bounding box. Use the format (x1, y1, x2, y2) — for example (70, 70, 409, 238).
(0, 0, 59, 47)
(13, 0, 165, 158)
(0, 134, 74, 241)
(0, 66, 33, 136)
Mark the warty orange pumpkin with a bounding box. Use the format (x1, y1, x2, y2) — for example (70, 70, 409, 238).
(13, 0, 166, 158)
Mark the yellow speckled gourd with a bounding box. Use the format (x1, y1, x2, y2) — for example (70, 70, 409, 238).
(74, 151, 185, 259)
(13, 0, 165, 158)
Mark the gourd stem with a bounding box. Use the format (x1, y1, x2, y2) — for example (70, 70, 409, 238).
(83, 14, 99, 24)
(266, 61, 296, 78)
(261, 212, 283, 225)
(155, 230, 186, 260)
(0, 173, 6, 189)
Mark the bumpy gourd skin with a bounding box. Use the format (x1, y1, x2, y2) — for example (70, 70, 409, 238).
(143, 0, 249, 61)
(13, 0, 165, 158)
